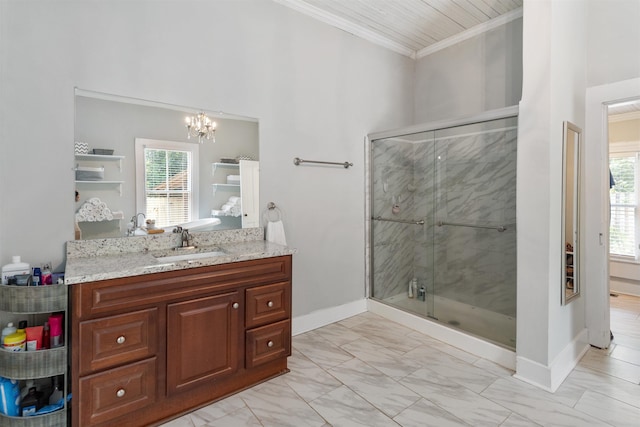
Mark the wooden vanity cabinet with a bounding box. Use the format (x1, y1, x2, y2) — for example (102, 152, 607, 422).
(70, 255, 292, 427)
(166, 291, 240, 395)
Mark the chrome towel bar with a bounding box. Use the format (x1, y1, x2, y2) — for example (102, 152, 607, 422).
(372, 216, 425, 225)
(293, 157, 353, 168)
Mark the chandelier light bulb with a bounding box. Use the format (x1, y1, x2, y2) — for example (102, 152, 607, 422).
(185, 112, 217, 143)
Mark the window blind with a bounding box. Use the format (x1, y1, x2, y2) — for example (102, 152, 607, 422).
(609, 154, 638, 258)
(144, 148, 192, 228)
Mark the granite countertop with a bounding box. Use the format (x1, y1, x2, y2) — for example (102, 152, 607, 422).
(65, 228, 295, 285)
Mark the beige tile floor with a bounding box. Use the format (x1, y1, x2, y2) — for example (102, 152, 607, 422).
(161, 295, 640, 426)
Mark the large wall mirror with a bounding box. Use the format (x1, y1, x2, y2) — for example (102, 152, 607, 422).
(74, 89, 259, 240)
(561, 121, 581, 304)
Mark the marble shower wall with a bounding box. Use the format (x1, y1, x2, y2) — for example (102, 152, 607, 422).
(371, 122, 517, 318)
(433, 127, 517, 317)
(371, 138, 420, 300)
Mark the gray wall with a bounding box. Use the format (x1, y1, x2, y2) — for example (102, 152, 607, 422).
(414, 17, 523, 123)
(587, 0, 640, 87)
(0, 0, 414, 319)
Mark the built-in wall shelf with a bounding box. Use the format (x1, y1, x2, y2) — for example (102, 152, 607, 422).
(75, 154, 124, 170)
(75, 180, 124, 195)
(212, 183, 240, 196)
(212, 162, 239, 176)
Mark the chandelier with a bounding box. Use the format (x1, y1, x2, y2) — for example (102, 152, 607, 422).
(185, 112, 216, 143)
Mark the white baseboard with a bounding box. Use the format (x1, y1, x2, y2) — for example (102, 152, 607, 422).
(610, 279, 640, 297)
(514, 328, 589, 392)
(292, 299, 367, 336)
(367, 299, 516, 370)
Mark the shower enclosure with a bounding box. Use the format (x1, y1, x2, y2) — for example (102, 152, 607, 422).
(368, 110, 517, 349)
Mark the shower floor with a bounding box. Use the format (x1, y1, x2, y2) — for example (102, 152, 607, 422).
(383, 293, 516, 350)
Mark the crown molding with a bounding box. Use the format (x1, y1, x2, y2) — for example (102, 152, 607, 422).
(416, 7, 523, 59)
(274, 1, 522, 61)
(273, 0, 416, 59)
(74, 88, 258, 122)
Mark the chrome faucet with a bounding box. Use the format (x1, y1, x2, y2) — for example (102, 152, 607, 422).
(127, 213, 146, 236)
(172, 226, 194, 249)
(181, 228, 193, 248)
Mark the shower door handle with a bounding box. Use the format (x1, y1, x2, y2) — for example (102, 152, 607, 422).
(437, 221, 507, 232)
(372, 216, 424, 225)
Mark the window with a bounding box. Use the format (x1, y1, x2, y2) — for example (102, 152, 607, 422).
(135, 139, 199, 228)
(609, 152, 639, 259)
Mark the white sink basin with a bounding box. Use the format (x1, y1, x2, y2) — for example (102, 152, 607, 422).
(154, 250, 227, 263)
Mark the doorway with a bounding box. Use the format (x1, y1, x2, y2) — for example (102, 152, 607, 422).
(607, 99, 640, 355)
(585, 78, 640, 349)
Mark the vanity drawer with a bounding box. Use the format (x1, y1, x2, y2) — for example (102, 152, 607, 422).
(245, 281, 291, 328)
(79, 308, 158, 375)
(79, 357, 157, 427)
(246, 319, 291, 369)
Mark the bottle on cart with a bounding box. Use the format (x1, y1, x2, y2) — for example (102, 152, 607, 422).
(3, 321, 27, 351)
(19, 380, 35, 401)
(49, 376, 64, 405)
(20, 387, 44, 416)
(1, 322, 17, 348)
(1, 256, 30, 285)
(32, 267, 41, 286)
(49, 314, 63, 348)
(42, 321, 50, 349)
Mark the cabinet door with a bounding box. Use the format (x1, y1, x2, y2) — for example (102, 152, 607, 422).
(240, 160, 259, 228)
(166, 291, 240, 396)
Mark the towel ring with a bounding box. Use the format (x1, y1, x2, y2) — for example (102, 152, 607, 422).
(264, 202, 282, 222)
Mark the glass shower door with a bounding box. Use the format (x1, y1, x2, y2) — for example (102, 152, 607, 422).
(370, 131, 435, 319)
(431, 117, 518, 349)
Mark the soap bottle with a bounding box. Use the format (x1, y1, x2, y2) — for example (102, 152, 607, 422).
(1, 256, 30, 285)
(1, 322, 17, 348)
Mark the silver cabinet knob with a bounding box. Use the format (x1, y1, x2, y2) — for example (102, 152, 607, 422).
(116, 336, 126, 344)
(232, 302, 239, 309)
(116, 388, 126, 398)
(267, 340, 274, 348)
(267, 301, 274, 308)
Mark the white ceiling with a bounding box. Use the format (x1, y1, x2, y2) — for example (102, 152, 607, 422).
(275, 0, 523, 58)
(609, 100, 640, 119)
